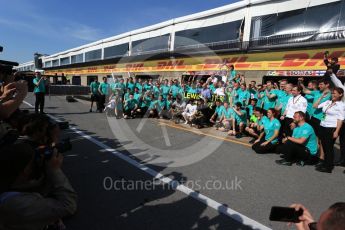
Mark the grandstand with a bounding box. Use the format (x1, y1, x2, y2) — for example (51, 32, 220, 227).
(16, 0, 345, 85)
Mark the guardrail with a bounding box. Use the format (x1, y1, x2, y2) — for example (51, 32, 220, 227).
(48, 85, 90, 95)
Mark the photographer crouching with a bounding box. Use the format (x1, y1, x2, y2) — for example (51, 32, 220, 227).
(0, 60, 77, 229)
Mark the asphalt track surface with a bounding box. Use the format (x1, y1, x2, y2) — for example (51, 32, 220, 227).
(21, 95, 345, 230)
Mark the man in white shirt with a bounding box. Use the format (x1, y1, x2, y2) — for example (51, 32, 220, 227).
(214, 81, 225, 96)
(182, 100, 197, 124)
(281, 85, 307, 137)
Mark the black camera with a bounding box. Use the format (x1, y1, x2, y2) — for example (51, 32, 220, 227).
(0, 46, 19, 79)
(36, 137, 72, 160)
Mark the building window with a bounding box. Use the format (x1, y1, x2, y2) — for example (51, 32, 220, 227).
(71, 54, 83, 64)
(52, 59, 59, 67)
(60, 57, 70, 65)
(85, 49, 102, 62)
(104, 43, 129, 59)
(174, 21, 241, 49)
(44, 61, 52, 68)
(132, 34, 170, 55)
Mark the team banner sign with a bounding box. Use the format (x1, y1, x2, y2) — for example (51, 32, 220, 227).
(45, 47, 345, 75)
(184, 93, 225, 102)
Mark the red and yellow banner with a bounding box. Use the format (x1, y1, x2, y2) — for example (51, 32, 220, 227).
(45, 47, 345, 75)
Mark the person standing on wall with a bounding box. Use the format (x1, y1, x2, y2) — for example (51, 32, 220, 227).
(98, 77, 109, 113)
(89, 78, 100, 112)
(33, 71, 48, 114)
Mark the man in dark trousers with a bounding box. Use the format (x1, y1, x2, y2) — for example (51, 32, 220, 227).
(33, 71, 48, 114)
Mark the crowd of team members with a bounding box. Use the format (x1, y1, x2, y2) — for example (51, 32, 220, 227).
(89, 64, 345, 174)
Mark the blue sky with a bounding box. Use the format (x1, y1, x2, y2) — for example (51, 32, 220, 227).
(0, 0, 239, 63)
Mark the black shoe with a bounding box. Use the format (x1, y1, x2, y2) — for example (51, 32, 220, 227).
(275, 159, 292, 166)
(315, 166, 332, 173)
(315, 160, 324, 168)
(249, 138, 256, 144)
(89, 109, 92, 112)
(334, 161, 345, 167)
(235, 133, 242, 139)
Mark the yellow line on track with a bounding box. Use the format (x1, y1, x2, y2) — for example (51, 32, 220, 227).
(157, 121, 252, 147)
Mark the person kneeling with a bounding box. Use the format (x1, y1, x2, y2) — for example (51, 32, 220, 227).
(276, 111, 318, 166)
(252, 108, 281, 154)
(124, 94, 138, 119)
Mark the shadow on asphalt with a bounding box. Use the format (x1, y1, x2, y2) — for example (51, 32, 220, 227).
(58, 126, 257, 230)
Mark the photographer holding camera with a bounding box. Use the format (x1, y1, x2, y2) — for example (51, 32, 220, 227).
(0, 72, 28, 119)
(0, 112, 76, 230)
(0, 142, 77, 230)
(324, 51, 340, 76)
(33, 71, 48, 114)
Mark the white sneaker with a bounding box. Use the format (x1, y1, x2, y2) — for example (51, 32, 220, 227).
(184, 121, 188, 124)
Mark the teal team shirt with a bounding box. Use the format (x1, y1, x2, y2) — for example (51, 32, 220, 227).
(263, 118, 281, 144)
(263, 90, 276, 110)
(152, 86, 161, 98)
(144, 84, 152, 91)
(33, 77, 46, 93)
(215, 105, 225, 117)
(126, 82, 135, 92)
(141, 96, 152, 108)
(222, 107, 234, 119)
(292, 122, 318, 155)
(125, 98, 138, 110)
(90, 81, 99, 94)
(170, 85, 180, 97)
(257, 91, 265, 108)
(124, 92, 130, 101)
(134, 92, 141, 101)
(311, 91, 331, 120)
(135, 83, 143, 93)
(187, 88, 198, 94)
(258, 115, 269, 127)
(99, 82, 109, 95)
(234, 109, 247, 124)
(160, 85, 170, 96)
(247, 105, 254, 116)
(237, 89, 250, 106)
(305, 91, 315, 116)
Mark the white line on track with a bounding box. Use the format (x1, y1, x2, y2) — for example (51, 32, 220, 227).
(160, 124, 171, 147)
(22, 100, 271, 230)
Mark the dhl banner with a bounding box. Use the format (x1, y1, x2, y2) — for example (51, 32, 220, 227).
(45, 47, 345, 75)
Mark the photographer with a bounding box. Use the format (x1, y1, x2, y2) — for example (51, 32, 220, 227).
(0, 143, 77, 230)
(33, 71, 48, 114)
(289, 203, 345, 230)
(0, 77, 28, 119)
(324, 51, 340, 75)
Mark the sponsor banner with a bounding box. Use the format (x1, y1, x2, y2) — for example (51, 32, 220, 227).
(267, 70, 345, 77)
(184, 93, 225, 102)
(45, 47, 345, 75)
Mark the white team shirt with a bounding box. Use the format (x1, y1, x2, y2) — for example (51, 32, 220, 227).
(318, 100, 345, 128)
(285, 95, 307, 118)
